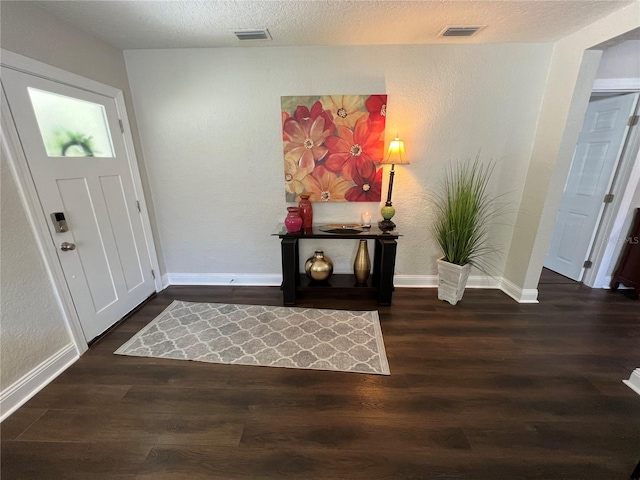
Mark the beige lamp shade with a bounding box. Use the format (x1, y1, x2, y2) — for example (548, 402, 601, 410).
(380, 136, 409, 166)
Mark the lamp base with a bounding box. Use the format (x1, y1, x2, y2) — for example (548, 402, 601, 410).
(378, 219, 396, 232)
(379, 202, 396, 232)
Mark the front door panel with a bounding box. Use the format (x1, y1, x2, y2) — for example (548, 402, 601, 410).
(1, 67, 155, 341)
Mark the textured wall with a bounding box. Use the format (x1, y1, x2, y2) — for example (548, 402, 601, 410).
(125, 43, 551, 278)
(0, 157, 71, 388)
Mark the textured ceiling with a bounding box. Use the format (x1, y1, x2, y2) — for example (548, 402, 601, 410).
(33, 0, 636, 49)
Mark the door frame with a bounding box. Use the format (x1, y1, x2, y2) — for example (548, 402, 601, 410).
(582, 78, 640, 287)
(0, 49, 162, 352)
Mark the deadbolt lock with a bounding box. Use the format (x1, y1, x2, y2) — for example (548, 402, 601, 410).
(51, 212, 68, 233)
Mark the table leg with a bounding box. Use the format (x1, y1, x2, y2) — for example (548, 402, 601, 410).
(377, 237, 397, 305)
(281, 237, 299, 306)
(372, 239, 382, 288)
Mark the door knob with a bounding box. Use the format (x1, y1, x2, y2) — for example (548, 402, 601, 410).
(60, 242, 76, 251)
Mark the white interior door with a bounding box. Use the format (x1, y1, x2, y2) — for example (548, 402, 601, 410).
(1, 67, 156, 342)
(545, 93, 639, 281)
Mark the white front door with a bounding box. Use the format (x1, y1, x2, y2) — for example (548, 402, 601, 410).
(1, 67, 156, 342)
(545, 93, 639, 281)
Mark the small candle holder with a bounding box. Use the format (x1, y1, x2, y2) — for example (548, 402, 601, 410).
(361, 212, 372, 228)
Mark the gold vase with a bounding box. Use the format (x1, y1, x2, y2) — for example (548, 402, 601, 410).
(353, 239, 371, 285)
(305, 250, 333, 282)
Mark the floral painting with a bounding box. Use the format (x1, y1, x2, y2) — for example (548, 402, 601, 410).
(282, 94, 387, 202)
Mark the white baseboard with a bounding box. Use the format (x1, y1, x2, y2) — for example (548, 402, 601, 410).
(166, 273, 282, 286)
(0, 343, 78, 422)
(166, 273, 503, 289)
(593, 275, 613, 289)
(598, 275, 632, 290)
(394, 275, 501, 289)
(623, 369, 640, 396)
(396, 274, 535, 302)
(467, 276, 502, 289)
(500, 277, 539, 303)
(164, 273, 540, 303)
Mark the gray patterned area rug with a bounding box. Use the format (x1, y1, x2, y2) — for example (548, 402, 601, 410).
(115, 301, 390, 375)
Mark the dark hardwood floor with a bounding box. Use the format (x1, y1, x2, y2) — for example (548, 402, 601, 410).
(538, 267, 579, 285)
(2, 277, 639, 479)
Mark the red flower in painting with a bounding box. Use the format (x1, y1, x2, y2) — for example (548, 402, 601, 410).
(365, 95, 387, 132)
(324, 114, 385, 181)
(292, 101, 335, 136)
(283, 116, 330, 171)
(345, 165, 383, 202)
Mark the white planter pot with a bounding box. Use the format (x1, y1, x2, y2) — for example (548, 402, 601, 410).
(437, 258, 471, 305)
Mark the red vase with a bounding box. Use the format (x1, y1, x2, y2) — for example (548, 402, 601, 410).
(298, 194, 313, 229)
(285, 207, 303, 233)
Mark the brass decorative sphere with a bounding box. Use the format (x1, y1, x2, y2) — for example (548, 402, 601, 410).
(305, 250, 333, 282)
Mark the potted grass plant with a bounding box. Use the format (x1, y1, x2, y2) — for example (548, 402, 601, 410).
(431, 156, 504, 305)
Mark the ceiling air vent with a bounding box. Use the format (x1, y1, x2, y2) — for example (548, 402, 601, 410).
(439, 26, 485, 37)
(233, 29, 272, 41)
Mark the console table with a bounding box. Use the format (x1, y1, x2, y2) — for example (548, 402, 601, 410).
(273, 225, 400, 306)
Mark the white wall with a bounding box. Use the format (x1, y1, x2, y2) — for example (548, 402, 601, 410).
(502, 2, 640, 293)
(125, 43, 551, 281)
(0, 156, 70, 388)
(0, 2, 157, 413)
(596, 40, 640, 80)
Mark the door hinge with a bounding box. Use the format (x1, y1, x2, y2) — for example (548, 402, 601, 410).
(151, 269, 156, 279)
(629, 115, 639, 127)
(118, 119, 124, 133)
(136, 200, 141, 212)
(583, 260, 593, 269)
(603, 193, 614, 204)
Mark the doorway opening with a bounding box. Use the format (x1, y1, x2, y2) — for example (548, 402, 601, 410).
(542, 33, 640, 293)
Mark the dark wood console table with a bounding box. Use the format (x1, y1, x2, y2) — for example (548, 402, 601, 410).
(273, 225, 400, 306)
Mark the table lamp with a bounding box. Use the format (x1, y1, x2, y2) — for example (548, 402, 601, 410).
(378, 135, 409, 231)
